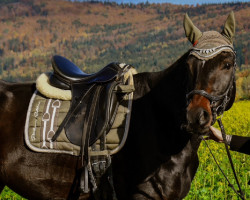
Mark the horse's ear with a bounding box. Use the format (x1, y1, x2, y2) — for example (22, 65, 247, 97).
(183, 13, 202, 46)
(221, 11, 235, 43)
(225, 81, 236, 111)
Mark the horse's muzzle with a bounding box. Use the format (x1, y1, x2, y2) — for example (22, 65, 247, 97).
(186, 106, 212, 135)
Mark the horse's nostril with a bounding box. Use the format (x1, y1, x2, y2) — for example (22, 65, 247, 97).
(199, 109, 210, 126)
(187, 107, 210, 128)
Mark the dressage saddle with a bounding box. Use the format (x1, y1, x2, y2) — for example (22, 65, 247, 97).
(50, 55, 127, 150)
(50, 55, 121, 89)
(45, 55, 133, 195)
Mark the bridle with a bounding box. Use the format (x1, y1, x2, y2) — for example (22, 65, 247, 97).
(186, 45, 237, 125)
(186, 45, 245, 200)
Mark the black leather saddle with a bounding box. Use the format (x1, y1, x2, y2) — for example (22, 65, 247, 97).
(50, 55, 121, 90)
(49, 55, 129, 156)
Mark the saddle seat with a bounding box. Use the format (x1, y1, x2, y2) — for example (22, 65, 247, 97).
(50, 55, 120, 90)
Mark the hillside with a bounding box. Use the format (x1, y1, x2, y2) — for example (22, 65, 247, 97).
(0, 0, 249, 82)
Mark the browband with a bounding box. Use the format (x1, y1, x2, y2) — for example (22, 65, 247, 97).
(190, 45, 235, 60)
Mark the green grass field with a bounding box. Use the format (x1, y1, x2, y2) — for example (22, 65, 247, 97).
(0, 101, 249, 200)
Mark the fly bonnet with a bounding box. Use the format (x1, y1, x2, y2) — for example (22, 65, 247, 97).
(184, 12, 237, 124)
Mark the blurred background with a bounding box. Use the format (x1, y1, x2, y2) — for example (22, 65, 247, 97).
(0, 0, 249, 199)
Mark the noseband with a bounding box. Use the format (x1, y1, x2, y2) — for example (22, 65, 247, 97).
(186, 45, 237, 125)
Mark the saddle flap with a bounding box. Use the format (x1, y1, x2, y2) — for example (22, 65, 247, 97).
(65, 81, 119, 146)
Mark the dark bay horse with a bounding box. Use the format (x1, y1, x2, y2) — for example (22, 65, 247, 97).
(0, 13, 237, 199)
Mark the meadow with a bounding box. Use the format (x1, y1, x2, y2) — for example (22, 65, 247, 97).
(0, 100, 249, 199)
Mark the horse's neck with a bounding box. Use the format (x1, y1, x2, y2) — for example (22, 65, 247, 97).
(133, 52, 190, 101)
(133, 59, 189, 126)
(131, 54, 198, 155)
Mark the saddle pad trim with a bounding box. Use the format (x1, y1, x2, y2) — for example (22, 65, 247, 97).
(109, 69, 134, 155)
(24, 90, 75, 155)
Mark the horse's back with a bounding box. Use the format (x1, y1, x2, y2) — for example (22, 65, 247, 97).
(0, 80, 34, 118)
(0, 80, 79, 199)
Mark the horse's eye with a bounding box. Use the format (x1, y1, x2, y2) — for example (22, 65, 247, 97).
(223, 63, 232, 70)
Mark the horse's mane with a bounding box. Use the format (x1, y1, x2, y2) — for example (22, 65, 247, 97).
(162, 50, 191, 77)
(133, 51, 190, 100)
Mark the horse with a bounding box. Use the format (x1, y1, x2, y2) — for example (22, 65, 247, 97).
(0, 12, 237, 200)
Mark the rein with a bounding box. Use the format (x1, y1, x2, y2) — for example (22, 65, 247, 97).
(201, 119, 245, 200)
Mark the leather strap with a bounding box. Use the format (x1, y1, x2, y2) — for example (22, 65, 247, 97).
(79, 86, 102, 193)
(186, 89, 227, 102)
(218, 118, 245, 200)
(82, 86, 102, 161)
(201, 120, 245, 200)
(52, 84, 96, 142)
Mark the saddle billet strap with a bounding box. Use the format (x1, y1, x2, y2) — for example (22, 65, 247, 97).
(82, 85, 103, 161)
(81, 67, 134, 196)
(80, 85, 102, 193)
(89, 81, 121, 146)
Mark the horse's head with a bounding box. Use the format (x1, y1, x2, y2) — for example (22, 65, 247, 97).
(184, 12, 237, 135)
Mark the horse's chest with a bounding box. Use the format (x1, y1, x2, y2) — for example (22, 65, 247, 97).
(159, 153, 199, 198)
(135, 146, 199, 200)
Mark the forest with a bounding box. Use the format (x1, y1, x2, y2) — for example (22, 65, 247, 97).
(0, 1, 249, 87)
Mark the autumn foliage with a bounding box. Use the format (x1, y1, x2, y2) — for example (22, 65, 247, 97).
(0, 0, 249, 99)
